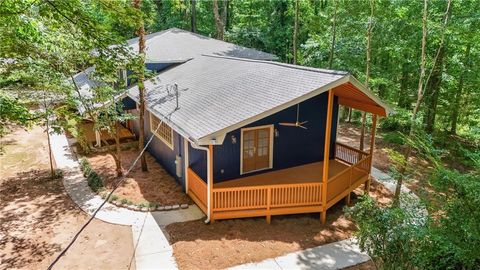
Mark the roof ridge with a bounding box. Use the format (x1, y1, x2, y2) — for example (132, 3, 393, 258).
(201, 54, 348, 76)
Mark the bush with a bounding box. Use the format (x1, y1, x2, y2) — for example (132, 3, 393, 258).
(383, 131, 405, 145)
(380, 108, 411, 133)
(79, 157, 104, 192)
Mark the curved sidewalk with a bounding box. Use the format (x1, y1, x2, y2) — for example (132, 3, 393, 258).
(50, 132, 204, 270)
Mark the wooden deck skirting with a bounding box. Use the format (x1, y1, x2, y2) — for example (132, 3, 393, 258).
(186, 168, 208, 214)
(187, 142, 372, 222)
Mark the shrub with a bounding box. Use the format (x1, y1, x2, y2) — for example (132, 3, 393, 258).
(121, 198, 129, 205)
(383, 131, 405, 145)
(380, 108, 411, 133)
(79, 157, 104, 192)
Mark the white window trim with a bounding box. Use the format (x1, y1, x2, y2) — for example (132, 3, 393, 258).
(149, 112, 174, 150)
(240, 124, 274, 175)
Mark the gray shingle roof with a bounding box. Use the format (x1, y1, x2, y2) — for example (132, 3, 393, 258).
(127, 55, 351, 144)
(126, 28, 277, 62)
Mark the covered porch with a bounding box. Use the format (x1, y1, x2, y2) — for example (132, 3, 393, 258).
(184, 78, 389, 224)
(187, 139, 373, 223)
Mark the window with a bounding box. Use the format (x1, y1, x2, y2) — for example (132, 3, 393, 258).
(240, 125, 274, 174)
(150, 113, 174, 150)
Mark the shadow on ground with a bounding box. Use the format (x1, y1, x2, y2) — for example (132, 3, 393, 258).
(0, 169, 76, 269)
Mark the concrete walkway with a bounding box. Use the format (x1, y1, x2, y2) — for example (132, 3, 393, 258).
(229, 168, 422, 270)
(50, 132, 204, 270)
(231, 238, 369, 270)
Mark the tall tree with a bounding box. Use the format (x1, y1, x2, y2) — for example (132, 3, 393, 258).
(190, 0, 197, 32)
(394, 0, 452, 200)
(328, 0, 338, 69)
(213, 0, 224, 40)
(450, 43, 471, 134)
(293, 0, 299, 64)
(359, 0, 374, 151)
(133, 0, 148, 171)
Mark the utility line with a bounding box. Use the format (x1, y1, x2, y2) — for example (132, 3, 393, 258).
(47, 121, 163, 270)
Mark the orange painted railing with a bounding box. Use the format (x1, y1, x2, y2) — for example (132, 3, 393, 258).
(187, 168, 208, 213)
(189, 142, 372, 221)
(327, 155, 371, 205)
(212, 183, 322, 221)
(335, 142, 369, 165)
(213, 183, 322, 212)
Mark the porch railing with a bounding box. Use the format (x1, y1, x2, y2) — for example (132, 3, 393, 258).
(335, 142, 369, 165)
(189, 142, 372, 221)
(187, 168, 208, 213)
(213, 183, 322, 213)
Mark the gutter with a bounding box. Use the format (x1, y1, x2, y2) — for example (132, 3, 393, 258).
(188, 139, 212, 224)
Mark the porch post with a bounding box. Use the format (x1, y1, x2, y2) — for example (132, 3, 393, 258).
(321, 89, 334, 224)
(95, 130, 101, 147)
(184, 138, 189, 194)
(209, 144, 214, 223)
(364, 114, 377, 192)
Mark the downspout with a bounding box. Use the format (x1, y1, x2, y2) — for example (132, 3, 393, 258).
(188, 140, 212, 224)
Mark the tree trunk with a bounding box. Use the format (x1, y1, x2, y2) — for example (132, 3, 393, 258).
(190, 0, 196, 33)
(423, 45, 445, 133)
(359, 0, 374, 152)
(213, 0, 224, 40)
(133, 0, 148, 172)
(113, 122, 123, 177)
(328, 0, 337, 69)
(222, 0, 229, 31)
(293, 0, 299, 64)
(394, 0, 429, 201)
(398, 61, 411, 109)
(394, 0, 451, 201)
(450, 43, 471, 134)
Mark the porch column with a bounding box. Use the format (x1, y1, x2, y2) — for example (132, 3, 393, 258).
(184, 138, 189, 194)
(209, 144, 214, 223)
(95, 130, 101, 147)
(365, 114, 377, 192)
(321, 89, 334, 224)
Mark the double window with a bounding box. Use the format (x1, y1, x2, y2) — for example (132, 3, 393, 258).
(150, 113, 174, 150)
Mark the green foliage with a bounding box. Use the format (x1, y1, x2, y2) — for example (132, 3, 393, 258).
(382, 132, 405, 145)
(79, 157, 104, 192)
(346, 196, 423, 269)
(380, 108, 411, 133)
(0, 91, 35, 136)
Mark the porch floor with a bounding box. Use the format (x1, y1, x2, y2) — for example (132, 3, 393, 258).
(214, 159, 349, 188)
(81, 121, 136, 144)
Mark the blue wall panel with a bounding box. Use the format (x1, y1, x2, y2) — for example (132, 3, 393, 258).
(128, 108, 187, 189)
(122, 96, 137, 110)
(188, 144, 207, 182)
(213, 92, 339, 183)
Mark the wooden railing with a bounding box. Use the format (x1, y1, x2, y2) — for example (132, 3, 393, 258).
(335, 142, 369, 165)
(327, 155, 372, 205)
(189, 142, 373, 222)
(212, 183, 322, 220)
(187, 168, 208, 214)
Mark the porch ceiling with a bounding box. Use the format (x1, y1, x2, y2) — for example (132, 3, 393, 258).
(214, 160, 349, 188)
(333, 81, 389, 117)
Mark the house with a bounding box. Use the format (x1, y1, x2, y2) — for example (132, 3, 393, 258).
(77, 28, 392, 224)
(72, 28, 276, 148)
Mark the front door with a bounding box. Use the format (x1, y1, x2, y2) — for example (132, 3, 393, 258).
(242, 126, 272, 174)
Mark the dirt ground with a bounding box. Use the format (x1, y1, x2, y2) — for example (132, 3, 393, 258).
(165, 180, 393, 270)
(88, 150, 191, 206)
(0, 126, 135, 270)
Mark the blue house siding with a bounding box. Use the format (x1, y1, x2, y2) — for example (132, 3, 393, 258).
(212, 92, 339, 183)
(128, 108, 187, 189)
(188, 144, 208, 181)
(128, 91, 339, 187)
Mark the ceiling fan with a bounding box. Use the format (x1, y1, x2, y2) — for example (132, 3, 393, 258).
(279, 104, 308, 129)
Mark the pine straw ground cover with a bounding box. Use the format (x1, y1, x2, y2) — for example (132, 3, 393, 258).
(87, 150, 191, 207)
(165, 180, 392, 270)
(0, 126, 135, 270)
